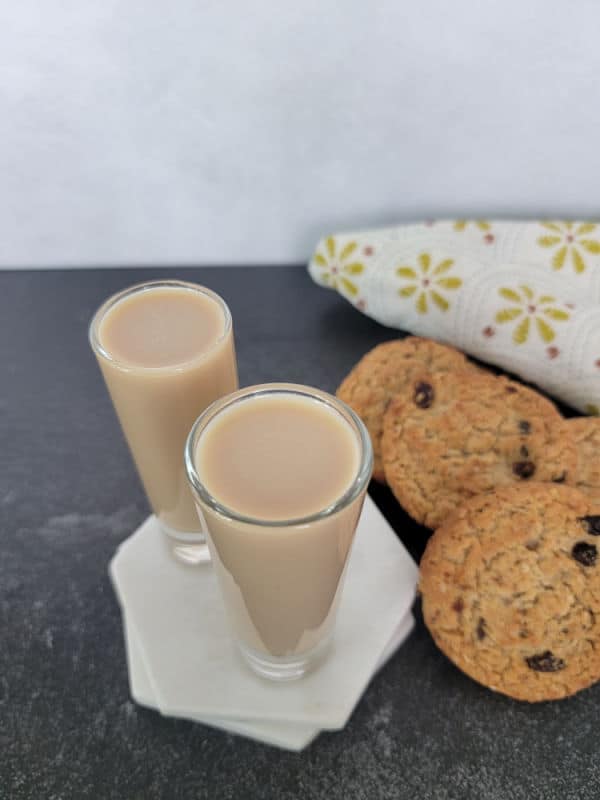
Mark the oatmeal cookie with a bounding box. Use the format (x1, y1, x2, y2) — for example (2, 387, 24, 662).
(382, 371, 577, 528)
(420, 483, 600, 701)
(568, 418, 600, 510)
(336, 337, 480, 481)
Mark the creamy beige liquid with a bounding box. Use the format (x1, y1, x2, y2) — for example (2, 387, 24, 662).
(194, 392, 367, 658)
(197, 394, 360, 520)
(95, 284, 238, 533)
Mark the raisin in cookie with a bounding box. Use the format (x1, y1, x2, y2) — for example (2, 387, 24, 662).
(568, 418, 600, 510)
(420, 483, 600, 702)
(382, 371, 577, 528)
(336, 337, 480, 481)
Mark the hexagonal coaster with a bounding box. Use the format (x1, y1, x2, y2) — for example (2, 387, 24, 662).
(122, 611, 415, 751)
(110, 495, 417, 730)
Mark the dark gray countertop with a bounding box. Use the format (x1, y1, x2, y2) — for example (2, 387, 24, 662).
(2, 267, 599, 800)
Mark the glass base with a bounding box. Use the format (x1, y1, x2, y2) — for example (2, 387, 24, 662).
(159, 521, 211, 565)
(238, 634, 333, 682)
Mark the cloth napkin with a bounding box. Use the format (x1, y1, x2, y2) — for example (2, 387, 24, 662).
(308, 220, 600, 415)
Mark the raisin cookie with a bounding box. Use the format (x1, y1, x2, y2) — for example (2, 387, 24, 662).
(420, 483, 600, 702)
(568, 418, 600, 510)
(382, 371, 577, 528)
(336, 337, 480, 481)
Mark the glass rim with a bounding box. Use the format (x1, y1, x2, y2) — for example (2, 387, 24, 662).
(184, 383, 373, 528)
(88, 279, 233, 373)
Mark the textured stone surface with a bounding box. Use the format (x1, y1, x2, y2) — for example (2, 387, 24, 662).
(2, 267, 600, 799)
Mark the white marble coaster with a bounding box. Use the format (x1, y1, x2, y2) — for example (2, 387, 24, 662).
(110, 495, 418, 730)
(123, 611, 415, 751)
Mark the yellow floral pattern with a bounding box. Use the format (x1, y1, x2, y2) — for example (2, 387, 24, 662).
(454, 220, 491, 232)
(313, 236, 364, 296)
(495, 285, 569, 344)
(396, 253, 462, 313)
(309, 221, 600, 419)
(537, 221, 600, 273)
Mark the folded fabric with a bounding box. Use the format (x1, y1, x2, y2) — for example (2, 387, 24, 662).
(308, 220, 600, 415)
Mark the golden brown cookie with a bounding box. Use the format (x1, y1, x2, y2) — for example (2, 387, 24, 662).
(336, 337, 480, 481)
(420, 483, 600, 702)
(568, 418, 600, 510)
(382, 371, 577, 528)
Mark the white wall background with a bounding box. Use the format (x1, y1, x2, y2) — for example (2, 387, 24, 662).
(1, 0, 599, 268)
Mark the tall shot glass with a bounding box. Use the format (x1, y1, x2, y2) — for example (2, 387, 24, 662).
(184, 383, 373, 680)
(89, 280, 238, 564)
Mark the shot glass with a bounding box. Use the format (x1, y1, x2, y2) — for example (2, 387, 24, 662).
(89, 280, 238, 564)
(184, 383, 373, 680)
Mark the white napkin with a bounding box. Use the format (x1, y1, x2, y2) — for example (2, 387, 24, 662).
(308, 220, 600, 415)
